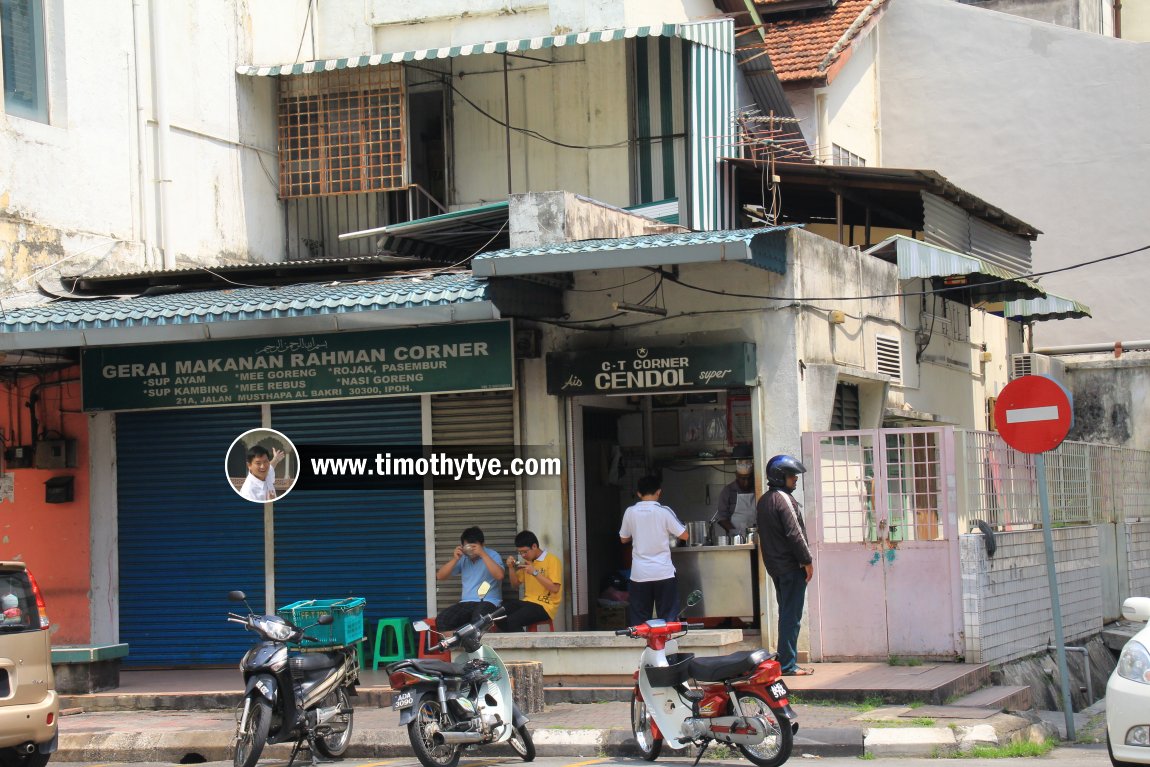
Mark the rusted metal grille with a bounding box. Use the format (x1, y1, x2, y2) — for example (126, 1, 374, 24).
(278, 66, 406, 199)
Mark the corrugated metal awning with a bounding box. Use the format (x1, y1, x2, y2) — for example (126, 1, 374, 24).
(0, 272, 497, 350)
(339, 201, 511, 262)
(238, 24, 684, 77)
(472, 225, 796, 277)
(866, 235, 1045, 303)
(1002, 294, 1091, 322)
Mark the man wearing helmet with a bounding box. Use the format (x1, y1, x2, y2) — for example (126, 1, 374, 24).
(756, 454, 814, 676)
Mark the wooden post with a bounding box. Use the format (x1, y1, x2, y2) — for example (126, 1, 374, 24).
(504, 660, 544, 714)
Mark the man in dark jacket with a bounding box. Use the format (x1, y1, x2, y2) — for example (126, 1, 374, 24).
(755, 454, 814, 676)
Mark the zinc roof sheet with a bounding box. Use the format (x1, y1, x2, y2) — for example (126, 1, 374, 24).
(0, 272, 487, 334)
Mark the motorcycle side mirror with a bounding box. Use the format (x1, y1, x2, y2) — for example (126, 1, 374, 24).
(686, 590, 703, 607)
(228, 590, 247, 602)
(477, 581, 492, 598)
(412, 620, 431, 632)
(317, 614, 334, 625)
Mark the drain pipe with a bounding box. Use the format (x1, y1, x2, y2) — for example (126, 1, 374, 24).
(148, 0, 174, 269)
(1048, 644, 1093, 705)
(1035, 340, 1150, 355)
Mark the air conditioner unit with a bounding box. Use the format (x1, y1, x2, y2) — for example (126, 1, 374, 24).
(1009, 353, 1066, 384)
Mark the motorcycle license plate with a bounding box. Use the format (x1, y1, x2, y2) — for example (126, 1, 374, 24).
(765, 680, 790, 702)
(392, 690, 414, 710)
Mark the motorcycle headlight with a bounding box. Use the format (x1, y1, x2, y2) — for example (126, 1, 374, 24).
(258, 616, 295, 642)
(1117, 640, 1150, 684)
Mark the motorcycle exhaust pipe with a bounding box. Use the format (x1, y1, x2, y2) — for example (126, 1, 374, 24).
(437, 732, 485, 745)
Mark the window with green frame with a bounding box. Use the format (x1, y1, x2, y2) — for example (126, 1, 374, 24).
(1, 0, 47, 122)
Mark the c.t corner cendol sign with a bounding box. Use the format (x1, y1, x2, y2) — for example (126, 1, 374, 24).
(81, 320, 513, 412)
(546, 342, 756, 395)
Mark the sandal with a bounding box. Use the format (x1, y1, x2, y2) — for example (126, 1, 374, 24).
(782, 667, 815, 676)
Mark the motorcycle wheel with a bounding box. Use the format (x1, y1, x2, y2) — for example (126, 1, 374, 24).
(407, 698, 461, 767)
(630, 689, 663, 761)
(732, 692, 793, 767)
(234, 696, 272, 767)
(313, 686, 355, 758)
(508, 722, 535, 762)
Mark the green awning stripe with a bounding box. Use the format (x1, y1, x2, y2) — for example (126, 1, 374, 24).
(891, 236, 1045, 294)
(238, 24, 682, 77)
(1002, 294, 1091, 322)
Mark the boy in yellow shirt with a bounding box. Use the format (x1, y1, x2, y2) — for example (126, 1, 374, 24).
(503, 530, 562, 631)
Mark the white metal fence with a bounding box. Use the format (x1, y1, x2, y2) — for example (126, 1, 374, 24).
(957, 431, 1150, 529)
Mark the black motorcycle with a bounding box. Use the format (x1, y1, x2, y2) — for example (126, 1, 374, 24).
(387, 601, 534, 767)
(227, 591, 359, 767)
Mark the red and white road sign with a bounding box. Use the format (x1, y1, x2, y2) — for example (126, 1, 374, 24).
(994, 375, 1074, 454)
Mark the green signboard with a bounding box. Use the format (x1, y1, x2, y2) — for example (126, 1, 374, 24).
(546, 342, 756, 395)
(81, 320, 513, 412)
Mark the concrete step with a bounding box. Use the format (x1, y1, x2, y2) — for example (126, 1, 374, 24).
(950, 684, 1033, 712)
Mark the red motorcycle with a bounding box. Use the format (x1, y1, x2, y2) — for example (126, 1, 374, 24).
(617, 611, 797, 767)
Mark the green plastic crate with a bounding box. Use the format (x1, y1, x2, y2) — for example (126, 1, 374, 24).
(277, 597, 366, 647)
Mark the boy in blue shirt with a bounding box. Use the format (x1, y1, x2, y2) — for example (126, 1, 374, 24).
(434, 526, 505, 630)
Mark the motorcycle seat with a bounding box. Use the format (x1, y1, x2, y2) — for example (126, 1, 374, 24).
(690, 649, 774, 682)
(389, 658, 466, 676)
(291, 651, 347, 672)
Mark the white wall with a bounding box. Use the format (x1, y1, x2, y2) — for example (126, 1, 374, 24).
(961, 527, 1102, 664)
(448, 43, 632, 208)
(1, 1, 284, 291)
(818, 30, 880, 165)
(877, 0, 1150, 346)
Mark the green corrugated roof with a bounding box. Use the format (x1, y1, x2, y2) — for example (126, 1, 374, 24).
(0, 272, 489, 336)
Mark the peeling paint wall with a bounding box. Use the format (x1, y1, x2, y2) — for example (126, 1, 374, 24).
(1065, 355, 1150, 450)
(1, 1, 284, 293)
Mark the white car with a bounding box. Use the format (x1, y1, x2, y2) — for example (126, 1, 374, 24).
(1108, 597, 1150, 766)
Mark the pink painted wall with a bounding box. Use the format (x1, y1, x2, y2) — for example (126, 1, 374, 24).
(0, 369, 91, 645)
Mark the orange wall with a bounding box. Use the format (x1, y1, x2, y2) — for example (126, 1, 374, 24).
(0, 369, 90, 645)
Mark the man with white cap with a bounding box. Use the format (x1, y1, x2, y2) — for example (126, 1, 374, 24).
(715, 444, 757, 536)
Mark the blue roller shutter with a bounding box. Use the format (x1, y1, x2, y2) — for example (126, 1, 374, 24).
(117, 407, 263, 666)
(269, 397, 426, 631)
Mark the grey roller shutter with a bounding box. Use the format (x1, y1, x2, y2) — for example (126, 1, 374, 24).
(430, 391, 518, 611)
(117, 407, 263, 666)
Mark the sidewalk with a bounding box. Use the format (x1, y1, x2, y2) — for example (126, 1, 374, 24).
(56, 667, 1059, 761)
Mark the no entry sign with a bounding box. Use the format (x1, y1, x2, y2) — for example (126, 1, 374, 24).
(994, 375, 1074, 454)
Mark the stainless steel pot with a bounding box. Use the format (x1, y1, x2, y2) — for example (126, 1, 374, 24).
(687, 521, 709, 546)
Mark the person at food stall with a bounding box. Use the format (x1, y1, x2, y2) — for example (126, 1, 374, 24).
(715, 444, 757, 536)
(756, 454, 815, 676)
(502, 530, 563, 631)
(619, 474, 690, 625)
(434, 526, 505, 631)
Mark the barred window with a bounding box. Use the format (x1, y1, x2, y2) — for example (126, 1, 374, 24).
(278, 66, 406, 199)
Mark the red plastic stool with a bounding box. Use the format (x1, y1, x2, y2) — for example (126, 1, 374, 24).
(527, 618, 556, 632)
(417, 617, 452, 662)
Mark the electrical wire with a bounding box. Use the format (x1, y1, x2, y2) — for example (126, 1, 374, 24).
(660, 242, 1150, 304)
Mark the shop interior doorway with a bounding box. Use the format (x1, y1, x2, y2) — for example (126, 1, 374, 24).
(576, 390, 761, 631)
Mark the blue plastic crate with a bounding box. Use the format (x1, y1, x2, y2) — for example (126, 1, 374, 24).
(277, 597, 366, 648)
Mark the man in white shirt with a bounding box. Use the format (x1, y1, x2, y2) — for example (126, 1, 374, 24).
(239, 445, 284, 502)
(619, 474, 689, 625)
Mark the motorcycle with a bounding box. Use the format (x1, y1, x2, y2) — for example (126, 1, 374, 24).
(386, 590, 534, 767)
(226, 590, 360, 767)
(618, 592, 798, 767)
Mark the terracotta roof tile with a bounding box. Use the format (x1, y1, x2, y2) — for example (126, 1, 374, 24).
(746, 0, 887, 83)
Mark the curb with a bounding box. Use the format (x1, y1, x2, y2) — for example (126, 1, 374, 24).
(58, 726, 872, 762)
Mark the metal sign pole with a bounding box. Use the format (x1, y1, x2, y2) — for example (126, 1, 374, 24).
(1035, 452, 1075, 740)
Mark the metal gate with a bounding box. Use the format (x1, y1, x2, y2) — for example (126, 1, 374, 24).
(801, 427, 962, 661)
